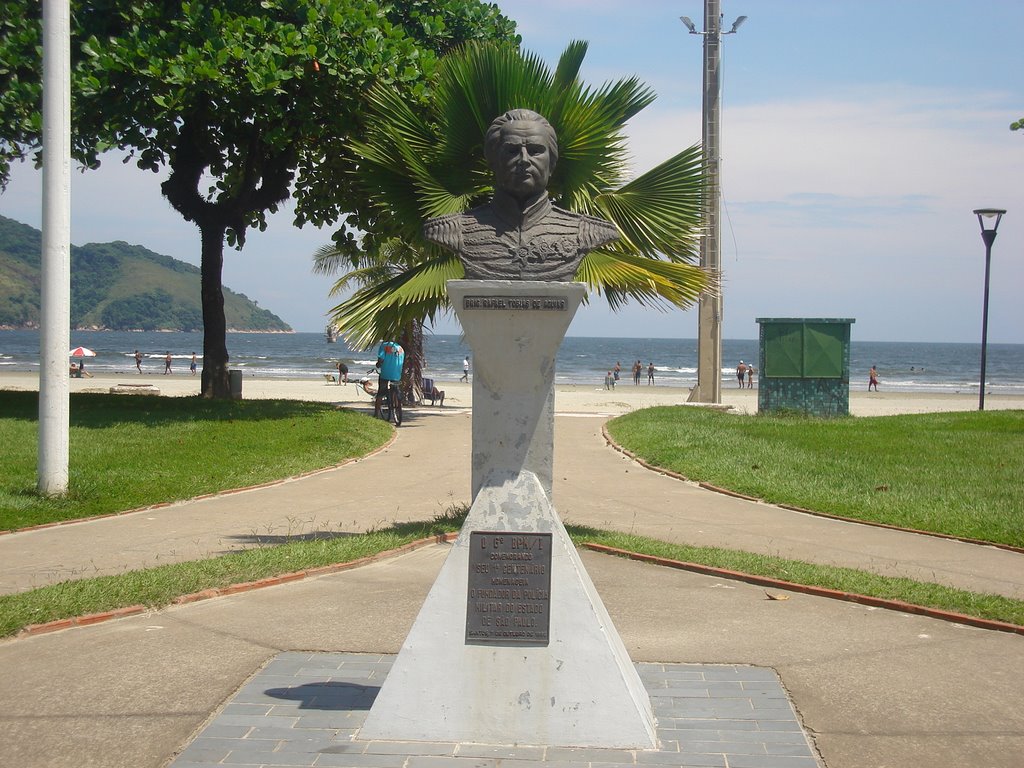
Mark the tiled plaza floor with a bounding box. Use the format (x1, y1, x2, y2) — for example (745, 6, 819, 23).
(170, 652, 821, 768)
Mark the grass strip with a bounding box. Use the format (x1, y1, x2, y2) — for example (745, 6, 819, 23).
(0, 390, 391, 531)
(606, 407, 1024, 548)
(0, 513, 466, 638)
(567, 526, 1024, 628)
(3, 511, 1022, 639)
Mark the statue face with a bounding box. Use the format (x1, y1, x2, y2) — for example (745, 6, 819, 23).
(492, 121, 553, 202)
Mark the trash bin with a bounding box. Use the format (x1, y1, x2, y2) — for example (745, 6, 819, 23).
(229, 369, 243, 400)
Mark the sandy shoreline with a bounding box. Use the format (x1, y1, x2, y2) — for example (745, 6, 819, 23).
(2, 370, 1021, 417)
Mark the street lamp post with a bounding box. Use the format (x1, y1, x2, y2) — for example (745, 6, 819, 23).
(681, 2, 746, 404)
(972, 208, 1006, 411)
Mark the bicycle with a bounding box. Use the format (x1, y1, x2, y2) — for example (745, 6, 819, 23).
(376, 378, 403, 427)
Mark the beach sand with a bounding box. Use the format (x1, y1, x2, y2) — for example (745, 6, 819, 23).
(2, 370, 1021, 417)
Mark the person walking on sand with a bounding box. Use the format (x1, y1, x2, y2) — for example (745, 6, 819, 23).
(632, 360, 642, 385)
(869, 365, 879, 392)
(747, 365, 755, 389)
(736, 360, 747, 388)
(461, 356, 470, 382)
(647, 362, 655, 385)
(337, 361, 348, 384)
(604, 370, 615, 390)
(613, 361, 621, 383)
(164, 351, 172, 375)
(190, 353, 197, 376)
(135, 349, 142, 373)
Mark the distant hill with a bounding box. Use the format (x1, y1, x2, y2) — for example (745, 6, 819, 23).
(0, 216, 291, 332)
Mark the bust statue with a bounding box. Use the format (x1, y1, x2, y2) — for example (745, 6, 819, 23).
(423, 109, 619, 281)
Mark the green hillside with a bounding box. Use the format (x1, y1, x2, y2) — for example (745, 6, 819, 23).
(0, 216, 291, 332)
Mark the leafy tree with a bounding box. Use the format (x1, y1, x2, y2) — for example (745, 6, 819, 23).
(1012, 118, 1023, 132)
(0, 0, 517, 397)
(314, 237, 427, 401)
(317, 41, 707, 357)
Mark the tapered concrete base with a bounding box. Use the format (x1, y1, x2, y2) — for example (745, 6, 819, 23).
(446, 280, 585, 502)
(359, 471, 657, 748)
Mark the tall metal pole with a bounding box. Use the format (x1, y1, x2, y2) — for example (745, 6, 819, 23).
(695, 0, 723, 404)
(978, 229, 995, 411)
(38, 0, 72, 494)
(972, 208, 1006, 413)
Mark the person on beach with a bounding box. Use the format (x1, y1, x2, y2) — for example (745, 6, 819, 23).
(337, 361, 348, 384)
(375, 340, 405, 418)
(613, 361, 621, 383)
(164, 351, 172, 375)
(647, 362, 655, 385)
(746, 365, 755, 389)
(135, 349, 142, 373)
(869, 365, 879, 392)
(632, 360, 642, 385)
(461, 356, 470, 382)
(604, 371, 615, 390)
(190, 353, 197, 376)
(737, 360, 747, 387)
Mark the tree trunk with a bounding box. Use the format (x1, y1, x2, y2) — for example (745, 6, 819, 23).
(400, 320, 424, 404)
(199, 222, 231, 399)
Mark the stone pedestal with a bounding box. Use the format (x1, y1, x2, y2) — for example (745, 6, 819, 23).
(358, 280, 656, 749)
(358, 471, 657, 748)
(447, 280, 584, 502)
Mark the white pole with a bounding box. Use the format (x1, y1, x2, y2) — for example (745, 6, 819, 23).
(38, 0, 72, 495)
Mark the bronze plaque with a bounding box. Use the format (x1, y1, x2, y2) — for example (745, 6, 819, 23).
(462, 296, 568, 311)
(466, 531, 552, 645)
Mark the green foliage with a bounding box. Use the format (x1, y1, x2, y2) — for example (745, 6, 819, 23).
(607, 407, 1024, 547)
(1012, 117, 1023, 132)
(0, 0, 517, 396)
(0, 215, 290, 330)
(0, 390, 392, 531)
(323, 40, 707, 348)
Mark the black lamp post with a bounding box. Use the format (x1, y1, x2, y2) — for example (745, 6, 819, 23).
(972, 208, 1006, 411)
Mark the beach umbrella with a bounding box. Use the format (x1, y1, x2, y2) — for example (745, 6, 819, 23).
(68, 346, 97, 358)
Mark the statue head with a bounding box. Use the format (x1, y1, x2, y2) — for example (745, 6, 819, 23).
(484, 109, 558, 203)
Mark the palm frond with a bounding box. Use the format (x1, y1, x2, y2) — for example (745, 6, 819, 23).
(591, 144, 705, 260)
(322, 39, 707, 347)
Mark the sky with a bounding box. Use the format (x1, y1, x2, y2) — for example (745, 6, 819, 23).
(1, 0, 1021, 343)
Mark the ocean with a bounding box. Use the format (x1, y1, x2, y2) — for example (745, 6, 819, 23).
(2, 329, 1023, 396)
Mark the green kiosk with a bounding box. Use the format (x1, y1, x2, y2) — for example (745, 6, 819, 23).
(756, 318, 855, 417)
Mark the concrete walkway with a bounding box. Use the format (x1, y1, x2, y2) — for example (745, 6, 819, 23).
(1, 409, 1021, 599)
(1, 407, 1022, 768)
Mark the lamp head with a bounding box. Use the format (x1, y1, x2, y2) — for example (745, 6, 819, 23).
(680, 15, 697, 33)
(973, 208, 1007, 234)
(729, 15, 748, 33)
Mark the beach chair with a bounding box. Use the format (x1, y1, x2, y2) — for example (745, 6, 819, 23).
(421, 377, 445, 406)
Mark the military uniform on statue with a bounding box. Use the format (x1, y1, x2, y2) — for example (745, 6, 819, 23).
(423, 188, 618, 282)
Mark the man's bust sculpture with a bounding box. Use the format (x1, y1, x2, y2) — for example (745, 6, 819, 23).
(424, 109, 619, 281)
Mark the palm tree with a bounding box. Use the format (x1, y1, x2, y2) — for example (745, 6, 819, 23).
(317, 40, 708, 366)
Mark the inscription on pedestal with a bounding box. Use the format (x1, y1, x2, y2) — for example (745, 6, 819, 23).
(462, 295, 567, 311)
(466, 531, 552, 645)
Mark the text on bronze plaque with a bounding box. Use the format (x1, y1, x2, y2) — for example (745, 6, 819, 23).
(466, 531, 552, 645)
(462, 296, 567, 311)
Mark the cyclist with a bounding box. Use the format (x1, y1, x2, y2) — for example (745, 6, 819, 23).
(375, 340, 405, 423)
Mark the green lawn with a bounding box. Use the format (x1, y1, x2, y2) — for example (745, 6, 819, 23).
(0, 390, 392, 531)
(606, 407, 1024, 548)
(3, 393, 1022, 639)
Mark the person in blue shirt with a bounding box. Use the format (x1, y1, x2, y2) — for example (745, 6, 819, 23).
(375, 341, 405, 418)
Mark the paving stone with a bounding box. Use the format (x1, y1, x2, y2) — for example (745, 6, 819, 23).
(167, 653, 820, 768)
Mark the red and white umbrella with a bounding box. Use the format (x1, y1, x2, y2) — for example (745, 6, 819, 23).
(68, 346, 97, 358)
